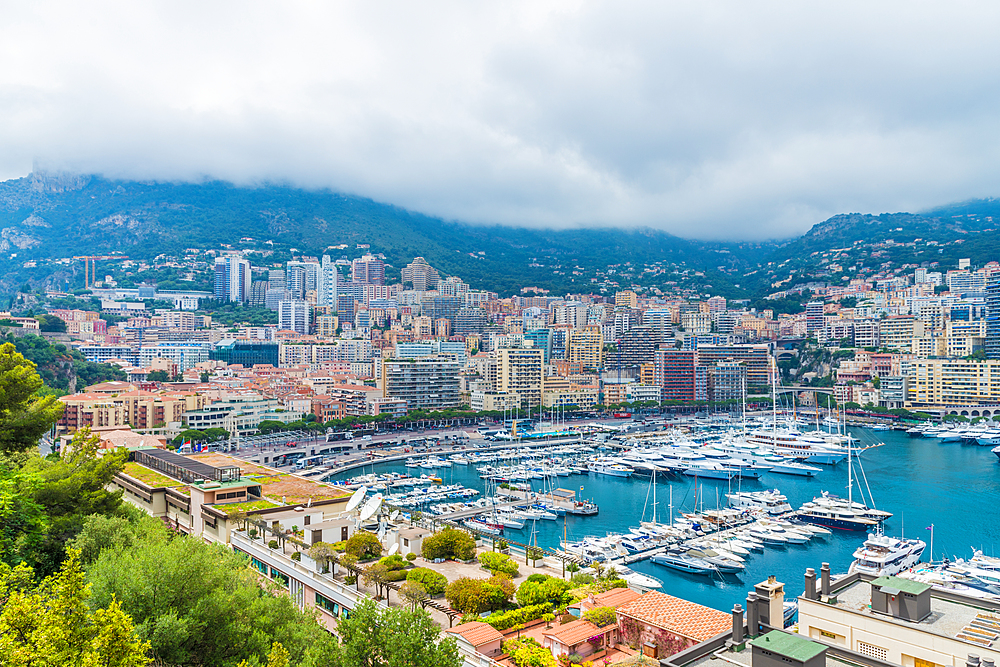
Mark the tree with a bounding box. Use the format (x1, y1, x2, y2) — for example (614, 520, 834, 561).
(5, 429, 127, 575)
(307, 542, 339, 574)
(86, 516, 336, 667)
(345, 531, 383, 559)
(445, 576, 512, 614)
(35, 314, 67, 333)
(362, 562, 390, 599)
(0, 342, 64, 456)
(421, 527, 476, 561)
(0, 549, 151, 667)
(145, 370, 170, 383)
(200, 371, 211, 383)
(237, 642, 289, 667)
(399, 581, 427, 611)
(502, 637, 556, 667)
(336, 597, 461, 667)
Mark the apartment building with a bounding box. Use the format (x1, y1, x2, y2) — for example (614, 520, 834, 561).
(379, 356, 460, 411)
(567, 325, 603, 370)
(57, 390, 207, 433)
(906, 358, 1000, 407)
(879, 316, 925, 353)
(494, 345, 544, 408)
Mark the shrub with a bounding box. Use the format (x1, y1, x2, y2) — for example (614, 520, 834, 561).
(478, 551, 519, 576)
(565, 562, 579, 574)
(495, 539, 508, 550)
(515, 576, 573, 608)
(526, 573, 548, 584)
(503, 637, 556, 667)
(445, 575, 514, 614)
(407, 567, 448, 596)
(290, 551, 301, 562)
(385, 569, 409, 582)
(345, 531, 382, 559)
(406, 552, 417, 561)
(422, 527, 477, 561)
(583, 606, 617, 628)
(379, 554, 408, 571)
(485, 603, 551, 631)
(570, 573, 594, 586)
(268, 540, 279, 549)
(332, 540, 347, 552)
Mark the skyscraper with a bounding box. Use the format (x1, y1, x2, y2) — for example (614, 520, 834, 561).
(986, 274, 1000, 360)
(278, 300, 311, 335)
(213, 255, 251, 303)
(351, 254, 385, 285)
(318, 255, 339, 309)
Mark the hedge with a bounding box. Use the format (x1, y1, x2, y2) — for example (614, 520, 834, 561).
(422, 527, 476, 561)
(484, 603, 551, 631)
(385, 570, 409, 582)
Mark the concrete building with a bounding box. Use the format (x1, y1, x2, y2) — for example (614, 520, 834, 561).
(380, 356, 461, 411)
(494, 345, 544, 408)
(214, 255, 252, 303)
(906, 358, 1000, 407)
(568, 325, 604, 371)
(708, 360, 747, 403)
(278, 300, 311, 335)
(655, 349, 697, 401)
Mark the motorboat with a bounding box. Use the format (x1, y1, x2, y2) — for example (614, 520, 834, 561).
(496, 513, 525, 530)
(588, 460, 635, 477)
(606, 561, 663, 590)
(848, 532, 926, 577)
(762, 456, 821, 477)
(651, 551, 716, 575)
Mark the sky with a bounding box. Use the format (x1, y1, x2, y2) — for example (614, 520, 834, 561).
(3, 2, 1000, 241)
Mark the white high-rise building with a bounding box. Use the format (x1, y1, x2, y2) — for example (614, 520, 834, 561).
(278, 300, 311, 335)
(318, 255, 339, 308)
(213, 255, 252, 303)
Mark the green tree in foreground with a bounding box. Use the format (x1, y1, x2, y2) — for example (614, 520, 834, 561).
(335, 597, 461, 667)
(0, 549, 151, 667)
(0, 341, 64, 456)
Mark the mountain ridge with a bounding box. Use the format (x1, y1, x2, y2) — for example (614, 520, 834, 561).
(0, 172, 996, 299)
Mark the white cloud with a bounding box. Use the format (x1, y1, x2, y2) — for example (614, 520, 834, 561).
(2, 1, 1000, 240)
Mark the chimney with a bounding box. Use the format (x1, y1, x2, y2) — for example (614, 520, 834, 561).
(967, 655, 981, 667)
(746, 593, 759, 638)
(804, 568, 817, 600)
(732, 604, 744, 645)
(821, 562, 831, 598)
(981, 659, 994, 667)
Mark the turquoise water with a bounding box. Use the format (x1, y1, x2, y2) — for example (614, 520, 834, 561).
(328, 428, 1000, 611)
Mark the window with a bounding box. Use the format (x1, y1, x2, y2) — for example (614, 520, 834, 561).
(270, 568, 290, 588)
(249, 557, 268, 575)
(316, 593, 338, 615)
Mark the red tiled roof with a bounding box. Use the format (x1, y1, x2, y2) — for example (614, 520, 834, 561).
(543, 620, 607, 646)
(617, 591, 731, 642)
(591, 587, 641, 609)
(444, 622, 504, 647)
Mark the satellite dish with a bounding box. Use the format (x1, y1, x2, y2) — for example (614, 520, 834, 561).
(390, 510, 400, 522)
(359, 494, 383, 522)
(388, 543, 400, 555)
(346, 487, 368, 513)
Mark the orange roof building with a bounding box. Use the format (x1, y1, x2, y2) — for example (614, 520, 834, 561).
(443, 622, 504, 658)
(616, 591, 731, 660)
(541, 619, 615, 662)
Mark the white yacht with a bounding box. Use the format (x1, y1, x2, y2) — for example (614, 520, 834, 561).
(726, 489, 793, 515)
(848, 533, 926, 577)
(587, 460, 635, 477)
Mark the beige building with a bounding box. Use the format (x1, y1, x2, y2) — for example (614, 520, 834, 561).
(470, 390, 520, 411)
(493, 345, 544, 408)
(567, 325, 603, 371)
(907, 358, 1000, 407)
(879, 316, 925, 353)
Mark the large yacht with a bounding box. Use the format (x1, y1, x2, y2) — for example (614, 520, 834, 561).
(726, 489, 793, 515)
(848, 532, 926, 577)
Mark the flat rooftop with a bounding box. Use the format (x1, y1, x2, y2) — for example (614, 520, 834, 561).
(188, 452, 350, 506)
(688, 647, 854, 667)
(827, 577, 1000, 648)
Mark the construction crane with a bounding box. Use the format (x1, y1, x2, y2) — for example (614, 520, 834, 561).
(73, 255, 130, 289)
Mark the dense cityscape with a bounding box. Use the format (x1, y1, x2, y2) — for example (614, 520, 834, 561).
(6, 3, 1000, 667)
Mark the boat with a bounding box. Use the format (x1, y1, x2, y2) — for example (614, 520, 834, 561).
(762, 456, 822, 477)
(567, 501, 599, 515)
(727, 489, 793, 515)
(651, 551, 716, 575)
(588, 459, 635, 477)
(496, 513, 526, 530)
(682, 461, 739, 480)
(848, 532, 926, 577)
(606, 561, 663, 590)
(463, 519, 503, 535)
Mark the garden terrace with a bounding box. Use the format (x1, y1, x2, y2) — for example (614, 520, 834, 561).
(189, 452, 350, 505)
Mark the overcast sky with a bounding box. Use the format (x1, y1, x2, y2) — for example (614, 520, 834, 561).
(3, 2, 1000, 240)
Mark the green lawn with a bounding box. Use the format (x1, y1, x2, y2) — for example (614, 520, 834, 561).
(122, 462, 179, 488)
(215, 499, 281, 515)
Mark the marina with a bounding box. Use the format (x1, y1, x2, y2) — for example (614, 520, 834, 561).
(325, 423, 1000, 612)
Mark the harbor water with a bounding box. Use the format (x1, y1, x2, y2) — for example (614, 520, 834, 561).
(328, 427, 1000, 612)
